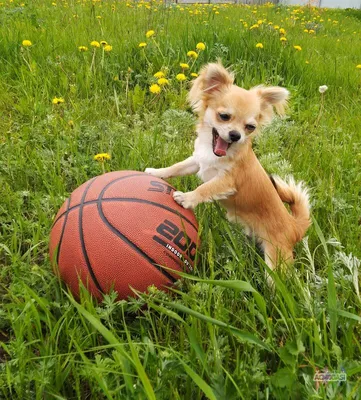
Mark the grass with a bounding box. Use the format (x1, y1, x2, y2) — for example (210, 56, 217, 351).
(1, 0, 361, 398)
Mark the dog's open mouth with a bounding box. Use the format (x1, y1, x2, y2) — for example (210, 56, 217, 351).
(212, 128, 230, 157)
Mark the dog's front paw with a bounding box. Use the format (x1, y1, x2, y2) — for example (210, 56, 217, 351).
(173, 191, 199, 209)
(145, 167, 164, 178)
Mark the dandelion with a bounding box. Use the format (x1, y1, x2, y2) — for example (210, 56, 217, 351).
(176, 73, 186, 81)
(146, 30, 155, 38)
(274, 25, 280, 29)
(316, 85, 328, 126)
(304, 29, 309, 33)
(191, 73, 198, 78)
(90, 41, 100, 48)
(154, 71, 165, 78)
(104, 45, 112, 52)
(309, 29, 315, 34)
(68, 120, 74, 128)
(294, 45, 302, 51)
(94, 153, 111, 161)
(100, 40, 108, 46)
(187, 50, 198, 59)
(356, 65, 361, 69)
(196, 42, 206, 51)
(78, 46, 88, 52)
(279, 28, 286, 34)
(22, 40, 32, 47)
(149, 84, 161, 94)
(256, 43, 263, 49)
(306, 60, 310, 64)
(250, 24, 259, 30)
(157, 78, 169, 86)
(180, 63, 189, 69)
(96, 16, 102, 19)
(139, 42, 147, 48)
(52, 97, 65, 105)
(280, 37, 287, 42)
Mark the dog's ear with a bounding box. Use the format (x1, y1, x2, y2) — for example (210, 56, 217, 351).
(188, 62, 234, 113)
(256, 86, 289, 116)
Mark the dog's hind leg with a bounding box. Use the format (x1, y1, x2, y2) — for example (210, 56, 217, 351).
(263, 241, 293, 287)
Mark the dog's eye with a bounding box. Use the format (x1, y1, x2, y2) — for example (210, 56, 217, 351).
(245, 124, 256, 132)
(219, 113, 231, 122)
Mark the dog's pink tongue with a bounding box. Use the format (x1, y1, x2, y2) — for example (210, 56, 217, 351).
(214, 136, 228, 157)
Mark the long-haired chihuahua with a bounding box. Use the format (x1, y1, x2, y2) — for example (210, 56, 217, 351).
(145, 62, 311, 279)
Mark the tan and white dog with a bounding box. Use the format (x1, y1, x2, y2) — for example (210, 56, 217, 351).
(145, 62, 310, 276)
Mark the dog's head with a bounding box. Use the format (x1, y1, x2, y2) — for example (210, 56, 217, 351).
(188, 62, 289, 157)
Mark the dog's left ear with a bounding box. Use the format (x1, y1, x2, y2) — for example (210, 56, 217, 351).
(256, 86, 290, 116)
(188, 62, 234, 113)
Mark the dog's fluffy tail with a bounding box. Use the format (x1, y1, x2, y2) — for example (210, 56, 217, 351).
(272, 175, 311, 240)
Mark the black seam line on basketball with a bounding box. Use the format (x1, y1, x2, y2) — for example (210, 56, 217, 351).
(96, 199, 177, 284)
(79, 177, 104, 293)
(52, 197, 198, 232)
(56, 196, 71, 265)
(51, 173, 157, 226)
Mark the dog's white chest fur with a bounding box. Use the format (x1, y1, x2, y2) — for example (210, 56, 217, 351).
(193, 128, 234, 183)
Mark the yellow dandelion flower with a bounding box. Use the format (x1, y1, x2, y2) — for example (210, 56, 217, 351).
(180, 63, 189, 69)
(104, 45, 112, 52)
(356, 65, 361, 69)
(157, 78, 169, 86)
(187, 50, 198, 59)
(149, 84, 161, 94)
(196, 42, 206, 51)
(305, 60, 310, 64)
(280, 37, 287, 42)
(191, 73, 198, 78)
(250, 24, 259, 30)
(100, 40, 108, 46)
(94, 153, 111, 161)
(78, 46, 88, 52)
(257, 19, 263, 24)
(176, 73, 186, 81)
(22, 40, 32, 47)
(304, 29, 309, 33)
(256, 43, 263, 49)
(139, 42, 147, 48)
(68, 120, 74, 128)
(294, 45, 302, 51)
(52, 97, 65, 105)
(96, 16, 102, 19)
(146, 30, 155, 38)
(154, 71, 165, 78)
(90, 41, 100, 48)
(274, 25, 280, 29)
(279, 28, 286, 35)
(309, 29, 315, 34)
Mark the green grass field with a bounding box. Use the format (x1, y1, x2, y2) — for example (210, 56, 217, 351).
(1, 0, 361, 398)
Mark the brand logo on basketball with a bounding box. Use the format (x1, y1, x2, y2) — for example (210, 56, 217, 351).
(153, 219, 197, 270)
(148, 181, 173, 195)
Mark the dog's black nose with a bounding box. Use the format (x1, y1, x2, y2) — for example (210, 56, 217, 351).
(229, 130, 241, 142)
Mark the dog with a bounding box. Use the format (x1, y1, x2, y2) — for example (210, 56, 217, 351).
(145, 62, 311, 279)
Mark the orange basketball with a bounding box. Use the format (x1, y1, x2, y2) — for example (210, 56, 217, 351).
(49, 171, 199, 300)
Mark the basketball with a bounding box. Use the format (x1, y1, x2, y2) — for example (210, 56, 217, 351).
(49, 171, 199, 300)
